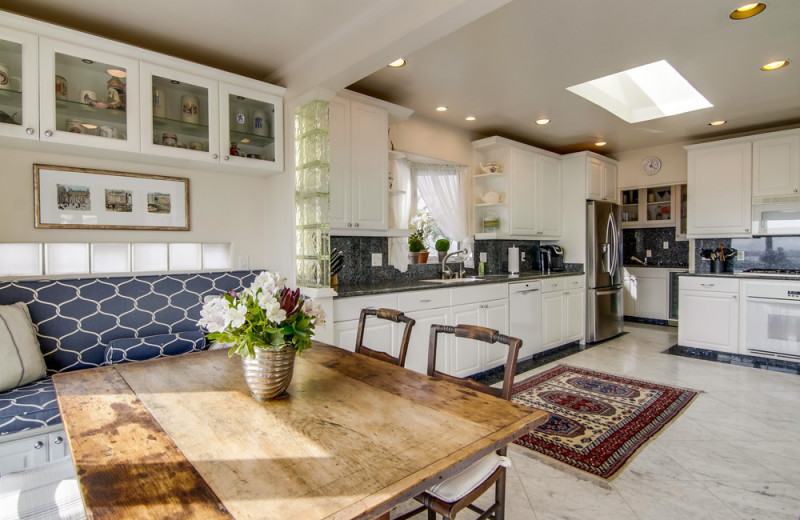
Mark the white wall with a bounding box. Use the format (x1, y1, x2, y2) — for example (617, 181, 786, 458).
(0, 146, 276, 273)
(611, 143, 687, 189)
(389, 115, 478, 166)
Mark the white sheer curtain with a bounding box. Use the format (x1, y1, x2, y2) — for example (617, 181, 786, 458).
(412, 163, 471, 257)
(388, 158, 414, 272)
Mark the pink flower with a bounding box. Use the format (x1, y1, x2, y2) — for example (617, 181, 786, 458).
(280, 287, 301, 315)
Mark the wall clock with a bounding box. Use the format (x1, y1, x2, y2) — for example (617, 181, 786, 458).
(641, 156, 662, 175)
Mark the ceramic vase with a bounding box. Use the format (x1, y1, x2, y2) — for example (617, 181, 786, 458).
(241, 344, 296, 400)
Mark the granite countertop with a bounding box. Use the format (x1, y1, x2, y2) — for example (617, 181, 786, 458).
(622, 263, 689, 269)
(680, 272, 800, 281)
(335, 270, 585, 298)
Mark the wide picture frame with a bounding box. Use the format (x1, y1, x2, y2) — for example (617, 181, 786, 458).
(34, 164, 190, 231)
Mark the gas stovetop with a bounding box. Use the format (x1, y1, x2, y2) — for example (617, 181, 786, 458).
(742, 268, 800, 277)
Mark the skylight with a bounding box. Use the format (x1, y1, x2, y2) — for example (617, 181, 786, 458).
(566, 60, 712, 123)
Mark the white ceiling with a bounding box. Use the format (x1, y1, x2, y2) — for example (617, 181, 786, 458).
(3, 0, 799, 154)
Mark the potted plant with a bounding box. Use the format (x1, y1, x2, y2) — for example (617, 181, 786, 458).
(408, 235, 425, 264)
(435, 238, 451, 262)
(198, 271, 325, 400)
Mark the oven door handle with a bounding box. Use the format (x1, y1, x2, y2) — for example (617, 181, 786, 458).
(747, 296, 800, 304)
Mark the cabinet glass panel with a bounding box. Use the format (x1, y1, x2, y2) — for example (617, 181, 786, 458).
(680, 184, 687, 233)
(621, 189, 638, 223)
(54, 53, 128, 141)
(228, 94, 276, 162)
(646, 187, 670, 222)
(151, 75, 209, 152)
(0, 39, 23, 128)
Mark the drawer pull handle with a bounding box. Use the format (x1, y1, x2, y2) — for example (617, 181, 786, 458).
(700, 283, 715, 287)
(54, 436, 64, 445)
(420, 299, 432, 303)
(34, 441, 44, 449)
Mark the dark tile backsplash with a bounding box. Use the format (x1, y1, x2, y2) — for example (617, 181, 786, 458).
(694, 236, 800, 273)
(473, 240, 541, 274)
(622, 227, 690, 267)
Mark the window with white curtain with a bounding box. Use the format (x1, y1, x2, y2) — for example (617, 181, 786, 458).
(410, 163, 471, 257)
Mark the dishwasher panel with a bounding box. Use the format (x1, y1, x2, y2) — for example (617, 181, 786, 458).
(509, 281, 542, 359)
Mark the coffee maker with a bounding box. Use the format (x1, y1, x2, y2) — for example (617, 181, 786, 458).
(539, 245, 565, 272)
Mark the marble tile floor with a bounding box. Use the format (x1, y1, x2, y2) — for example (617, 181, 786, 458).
(392, 322, 800, 520)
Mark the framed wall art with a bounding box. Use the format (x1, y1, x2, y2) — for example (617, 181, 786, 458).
(34, 165, 190, 230)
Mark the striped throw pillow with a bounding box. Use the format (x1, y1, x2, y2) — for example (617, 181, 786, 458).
(0, 303, 47, 392)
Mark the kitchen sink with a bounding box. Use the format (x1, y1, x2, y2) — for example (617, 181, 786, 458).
(419, 277, 483, 284)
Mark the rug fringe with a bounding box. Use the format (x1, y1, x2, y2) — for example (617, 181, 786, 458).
(509, 444, 613, 489)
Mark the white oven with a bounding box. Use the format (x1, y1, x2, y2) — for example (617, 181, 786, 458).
(744, 280, 800, 360)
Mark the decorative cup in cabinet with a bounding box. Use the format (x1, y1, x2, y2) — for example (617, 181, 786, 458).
(181, 95, 200, 124)
(233, 107, 248, 132)
(66, 119, 85, 133)
(161, 132, 178, 147)
(79, 90, 97, 104)
(0, 63, 10, 90)
(99, 126, 125, 139)
(188, 141, 204, 151)
(55, 75, 68, 99)
(252, 109, 267, 136)
(153, 87, 166, 118)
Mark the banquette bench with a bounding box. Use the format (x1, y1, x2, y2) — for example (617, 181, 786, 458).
(0, 270, 257, 474)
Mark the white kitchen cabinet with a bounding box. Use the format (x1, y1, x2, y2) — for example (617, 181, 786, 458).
(329, 97, 389, 231)
(678, 276, 740, 353)
(586, 156, 619, 204)
(752, 134, 800, 198)
(332, 293, 399, 357)
(620, 185, 677, 228)
(563, 278, 585, 343)
(0, 426, 69, 475)
(472, 136, 561, 239)
(686, 141, 752, 237)
(0, 26, 38, 141)
(449, 298, 509, 377)
(39, 37, 141, 153)
(397, 288, 452, 374)
(624, 267, 668, 320)
(541, 278, 565, 350)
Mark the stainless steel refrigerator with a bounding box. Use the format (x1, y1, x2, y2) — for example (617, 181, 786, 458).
(586, 200, 624, 343)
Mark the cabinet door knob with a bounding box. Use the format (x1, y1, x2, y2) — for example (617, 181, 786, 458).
(44, 130, 53, 137)
(213, 153, 219, 160)
(354, 223, 359, 227)
(744, 228, 750, 232)
(347, 223, 352, 227)
(34, 441, 44, 449)
(795, 188, 799, 193)
(223, 155, 230, 161)
(54, 436, 64, 444)
(26, 127, 35, 135)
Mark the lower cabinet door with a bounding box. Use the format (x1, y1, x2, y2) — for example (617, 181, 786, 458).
(0, 433, 48, 475)
(542, 292, 564, 349)
(402, 307, 451, 375)
(334, 319, 394, 355)
(678, 290, 739, 352)
(48, 430, 69, 461)
(564, 289, 585, 342)
(448, 303, 483, 378)
(482, 299, 509, 370)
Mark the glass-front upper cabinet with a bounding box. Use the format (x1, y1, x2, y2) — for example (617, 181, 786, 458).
(0, 27, 38, 140)
(140, 62, 219, 162)
(39, 38, 140, 152)
(219, 82, 283, 171)
(620, 185, 675, 228)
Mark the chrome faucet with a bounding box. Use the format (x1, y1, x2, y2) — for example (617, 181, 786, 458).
(442, 248, 469, 279)
(630, 255, 648, 266)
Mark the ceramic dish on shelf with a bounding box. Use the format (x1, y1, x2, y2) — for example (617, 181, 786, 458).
(479, 161, 503, 174)
(481, 191, 503, 204)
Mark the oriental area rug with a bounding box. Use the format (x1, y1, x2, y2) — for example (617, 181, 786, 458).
(511, 365, 698, 480)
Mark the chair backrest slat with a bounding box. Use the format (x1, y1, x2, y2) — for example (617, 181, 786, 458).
(355, 308, 415, 367)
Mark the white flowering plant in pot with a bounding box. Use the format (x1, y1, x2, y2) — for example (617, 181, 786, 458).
(198, 271, 326, 357)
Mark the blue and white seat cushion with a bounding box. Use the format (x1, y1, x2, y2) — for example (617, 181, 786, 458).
(105, 330, 206, 365)
(0, 379, 60, 437)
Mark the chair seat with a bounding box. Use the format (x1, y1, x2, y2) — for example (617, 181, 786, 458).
(426, 452, 511, 503)
(0, 457, 86, 520)
(0, 379, 61, 437)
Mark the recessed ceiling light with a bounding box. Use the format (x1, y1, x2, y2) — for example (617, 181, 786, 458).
(435, 106, 448, 112)
(709, 120, 727, 126)
(567, 60, 712, 123)
(535, 118, 550, 125)
(388, 58, 407, 68)
(106, 68, 127, 78)
(465, 116, 476, 121)
(730, 2, 766, 19)
(761, 60, 790, 71)
(595, 141, 607, 147)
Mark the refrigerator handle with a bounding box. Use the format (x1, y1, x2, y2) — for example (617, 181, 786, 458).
(609, 211, 619, 276)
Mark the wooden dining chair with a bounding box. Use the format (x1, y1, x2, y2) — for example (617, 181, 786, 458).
(354, 308, 415, 367)
(396, 323, 522, 520)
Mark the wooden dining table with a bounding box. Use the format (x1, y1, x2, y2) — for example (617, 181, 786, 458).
(52, 342, 548, 520)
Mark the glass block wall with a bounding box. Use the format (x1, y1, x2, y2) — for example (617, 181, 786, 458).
(295, 100, 331, 287)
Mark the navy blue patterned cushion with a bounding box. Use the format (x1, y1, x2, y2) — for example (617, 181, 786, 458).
(105, 330, 206, 365)
(0, 379, 61, 437)
(0, 271, 257, 373)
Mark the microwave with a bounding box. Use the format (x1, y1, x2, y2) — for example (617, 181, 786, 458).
(752, 198, 800, 236)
